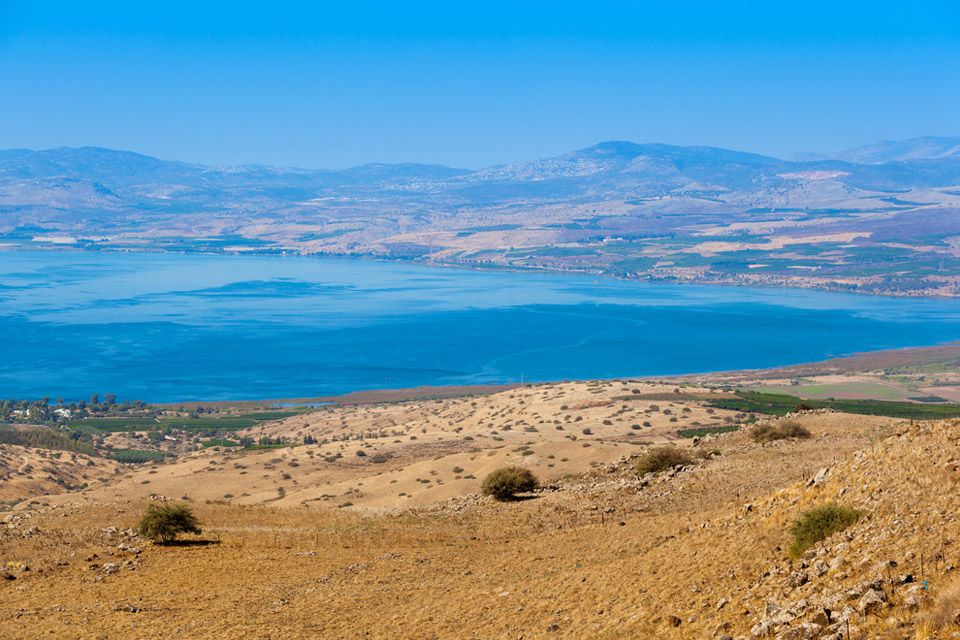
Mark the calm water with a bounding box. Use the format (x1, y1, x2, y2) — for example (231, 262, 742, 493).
(1, 250, 958, 402)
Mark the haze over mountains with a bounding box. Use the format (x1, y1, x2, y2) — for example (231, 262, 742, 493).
(3, 136, 960, 296)
(4, 136, 960, 199)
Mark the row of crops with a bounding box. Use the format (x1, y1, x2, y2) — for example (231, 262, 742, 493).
(67, 410, 305, 432)
(707, 391, 960, 420)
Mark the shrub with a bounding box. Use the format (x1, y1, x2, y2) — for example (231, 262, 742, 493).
(136, 503, 202, 545)
(750, 419, 811, 444)
(793, 403, 815, 412)
(635, 446, 694, 476)
(787, 502, 864, 560)
(481, 466, 539, 501)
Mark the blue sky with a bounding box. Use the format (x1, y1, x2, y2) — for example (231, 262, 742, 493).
(1, 1, 958, 168)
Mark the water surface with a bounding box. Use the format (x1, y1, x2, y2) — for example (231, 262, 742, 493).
(1, 251, 958, 402)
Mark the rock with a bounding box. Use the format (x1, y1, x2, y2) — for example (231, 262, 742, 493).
(787, 571, 809, 588)
(717, 597, 729, 611)
(763, 601, 782, 620)
(546, 623, 560, 632)
(806, 467, 829, 487)
(0, 570, 15, 581)
(827, 556, 845, 570)
(666, 615, 682, 627)
(776, 623, 822, 640)
(102, 563, 119, 575)
(714, 621, 733, 634)
(813, 560, 829, 577)
(751, 622, 773, 637)
(810, 609, 829, 626)
(835, 605, 859, 624)
(905, 594, 923, 610)
(820, 592, 845, 611)
(845, 583, 865, 601)
(787, 600, 808, 617)
(857, 589, 886, 615)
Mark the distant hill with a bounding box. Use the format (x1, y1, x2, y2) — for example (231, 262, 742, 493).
(4, 137, 960, 297)
(795, 136, 960, 164)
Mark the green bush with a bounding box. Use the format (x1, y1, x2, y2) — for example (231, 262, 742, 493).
(750, 419, 811, 444)
(136, 503, 202, 545)
(787, 502, 864, 560)
(635, 445, 694, 476)
(481, 466, 539, 501)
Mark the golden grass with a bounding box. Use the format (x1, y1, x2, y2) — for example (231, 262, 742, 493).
(0, 408, 912, 639)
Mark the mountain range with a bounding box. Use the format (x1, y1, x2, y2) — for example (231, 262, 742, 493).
(2, 136, 960, 296)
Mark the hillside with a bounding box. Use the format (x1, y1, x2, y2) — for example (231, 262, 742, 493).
(4, 378, 960, 638)
(5, 138, 960, 296)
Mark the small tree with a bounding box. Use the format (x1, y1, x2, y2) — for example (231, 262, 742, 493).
(137, 503, 202, 545)
(481, 466, 538, 501)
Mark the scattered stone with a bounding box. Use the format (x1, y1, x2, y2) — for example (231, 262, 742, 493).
(857, 589, 885, 615)
(786, 571, 808, 588)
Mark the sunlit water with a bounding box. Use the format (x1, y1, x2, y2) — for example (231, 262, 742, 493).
(1, 251, 958, 402)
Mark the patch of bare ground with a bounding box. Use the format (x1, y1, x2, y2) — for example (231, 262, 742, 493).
(8, 404, 952, 639)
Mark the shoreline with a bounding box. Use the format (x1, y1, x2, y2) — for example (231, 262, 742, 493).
(2, 242, 958, 300)
(150, 342, 960, 408)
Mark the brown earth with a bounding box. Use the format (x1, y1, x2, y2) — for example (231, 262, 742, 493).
(3, 380, 960, 639)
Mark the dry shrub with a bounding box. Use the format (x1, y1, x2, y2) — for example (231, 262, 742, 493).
(751, 418, 811, 444)
(635, 445, 694, 476)
(917, 577, 960, 634)
(481, 466, 538, 501)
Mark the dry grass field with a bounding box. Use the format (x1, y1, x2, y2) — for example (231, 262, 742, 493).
(3, 379, 960, 639)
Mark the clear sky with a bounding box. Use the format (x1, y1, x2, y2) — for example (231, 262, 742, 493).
(1, 1, 958, 169)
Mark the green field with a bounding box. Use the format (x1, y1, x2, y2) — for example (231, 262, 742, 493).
(158, 418, 258, 430)
(709, 391, 960, 420)
(201, 438, 240, 448)
(750, 381, 918, 402)
(676, 425, 740, 438)
(67, 417, 160, 431)
(108, 449, 165, 463)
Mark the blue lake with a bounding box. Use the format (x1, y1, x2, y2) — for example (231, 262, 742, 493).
(1, 250, 958, 402)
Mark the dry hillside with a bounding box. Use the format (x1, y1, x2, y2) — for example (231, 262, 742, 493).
(4, 380, 960, 638)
